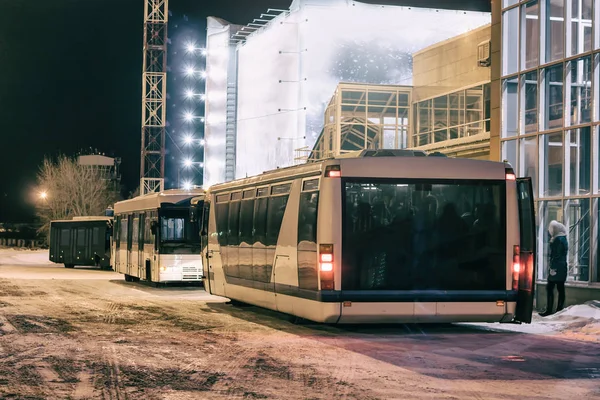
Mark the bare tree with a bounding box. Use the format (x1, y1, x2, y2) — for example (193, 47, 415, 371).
(36, 155, 120, 237)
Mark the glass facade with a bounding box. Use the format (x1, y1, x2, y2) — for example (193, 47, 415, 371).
(414, 84, 490, 147)
(501, 0, 600, 283)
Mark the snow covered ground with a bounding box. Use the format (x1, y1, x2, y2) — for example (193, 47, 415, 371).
(1, 247, 598, 341)
(0, 247, 52, 266)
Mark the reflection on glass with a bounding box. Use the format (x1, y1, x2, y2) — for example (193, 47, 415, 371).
(520, 136, 538, 196)
(503, 140, 518, 172)
(569, 56, 592, 125)
(503, 78, 519, 137)
(567, 127, 591, 195)
(542, 132, 564, 197)
(523, 1, 539, 69)
(570, 0, 592, 56)
(546, 0, 565, 62)
(545, 64, 564, 130)
(503, 8, 519, 75)
(565, 198, 590, 281)
(522, 71, 538, 133)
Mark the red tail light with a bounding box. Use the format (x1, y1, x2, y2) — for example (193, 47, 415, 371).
(512, 245, 520, 290)
(506, 173, 516, 181)
(325, 165, 341, 178)
(319, 244, 334, 290)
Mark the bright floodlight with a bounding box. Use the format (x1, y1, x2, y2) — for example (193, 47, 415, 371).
(183, 159, 193, 168)
(199, 70, 207, 79)
(183, 112, 194, 122)
(186, 43, 196, 53)
(39, 191, 47, 199)
(182, 181, 192, 190)
(200, 94, 206, 101)
(200, 47, 207, 56)
(183, 135, 194, 145)
(184, 66, 195, 77)
(199, 139, 206, 146)
(184, 89, 195, 99)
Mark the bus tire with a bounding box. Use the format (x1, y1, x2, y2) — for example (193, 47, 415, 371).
(124, 274, 133, 282)
(64, 264, 74, 269)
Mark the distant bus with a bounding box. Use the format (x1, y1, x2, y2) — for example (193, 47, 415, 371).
(200, 150, 536, 324)
(49, 217, 113, 269)
(112, 189, 205, 283)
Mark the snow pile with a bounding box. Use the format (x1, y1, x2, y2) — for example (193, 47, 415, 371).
(467, 302, 600, 340)
(0, 248, 52, 266)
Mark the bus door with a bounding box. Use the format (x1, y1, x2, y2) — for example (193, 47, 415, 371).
(515, 177, 536, 323)
(127, 214, 133, 276)
(114, 217, 121, 268)
(138, 215, 145, 278)
(201, 201, 216, 293)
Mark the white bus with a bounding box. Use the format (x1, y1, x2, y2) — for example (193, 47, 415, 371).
(113, 189, 205, 284)
(200, 150, 536, 324)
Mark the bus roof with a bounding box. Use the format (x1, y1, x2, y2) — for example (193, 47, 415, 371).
(113, 188, 205, 214)
(210, 154, 508, 193)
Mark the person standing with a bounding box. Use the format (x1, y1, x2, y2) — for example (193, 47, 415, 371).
(539, 220, 568, 316)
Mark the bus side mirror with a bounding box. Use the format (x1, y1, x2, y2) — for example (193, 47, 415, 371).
(150, 221, 158, 234)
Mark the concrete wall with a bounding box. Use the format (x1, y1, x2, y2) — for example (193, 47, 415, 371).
(413, 24, 491, 102)
(535, 282, 600, 311)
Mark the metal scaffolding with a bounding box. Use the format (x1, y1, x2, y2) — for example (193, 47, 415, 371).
(141, 0, 168, 195)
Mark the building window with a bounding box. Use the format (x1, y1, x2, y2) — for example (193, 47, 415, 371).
(520, 136, 539, 196)
(538, 200, 563, 280)
(569, 0, 592, 57)
(503, 7, 519, 75)
(566, 127, 591, 195)
(503, 0, 519, 7)
(522, 1, 540, 70)
(413, 85, 488, 146)
(544, 64, 564, 130)
(541, 132, 564, 197)
(502, 78, 519, 137)
(503, 139, 518, 171)
(546, 0, 565, 63)
(522, 71, 538, 133)
(565, 198, 591, 281)
(568, 56, 592, 125)
(595, 199, 600, 281)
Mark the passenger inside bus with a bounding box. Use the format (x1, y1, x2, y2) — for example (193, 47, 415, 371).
(343, 180, 505, 291)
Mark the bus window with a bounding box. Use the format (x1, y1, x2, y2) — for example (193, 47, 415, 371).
(77, 228, 86, 246)
(60, 229, 70, 246)
(93, 227, 101, 246)
(342, 179, 506, 291)
(161, 217, 184, 240)
(252, 196, 269, 282)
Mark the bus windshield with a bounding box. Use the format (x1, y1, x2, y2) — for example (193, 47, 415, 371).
(159, 208, 200, 254)
(342, 178, 506, 291)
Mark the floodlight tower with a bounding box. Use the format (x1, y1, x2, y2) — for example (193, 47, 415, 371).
(140, 0, 169, 195)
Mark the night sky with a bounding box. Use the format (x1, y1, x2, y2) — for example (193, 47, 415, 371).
(0, 0, 490, 223)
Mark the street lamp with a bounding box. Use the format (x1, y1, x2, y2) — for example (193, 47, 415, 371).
(182, 181, 193, 191)
(39, 191, 48, 200)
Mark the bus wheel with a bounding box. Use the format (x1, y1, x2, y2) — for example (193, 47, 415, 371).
(64, 264, 74, 269)
(124, 274, 133, 282)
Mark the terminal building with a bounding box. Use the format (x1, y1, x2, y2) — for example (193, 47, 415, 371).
(203, 0, 600, 304)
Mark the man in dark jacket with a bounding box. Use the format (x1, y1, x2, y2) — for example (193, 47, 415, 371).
(539, 220, 568, 316)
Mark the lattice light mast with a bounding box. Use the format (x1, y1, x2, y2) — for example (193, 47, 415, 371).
(141, 0, 168, 195)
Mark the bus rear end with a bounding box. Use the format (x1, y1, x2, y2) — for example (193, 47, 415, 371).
(317, 156, 535, 324)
